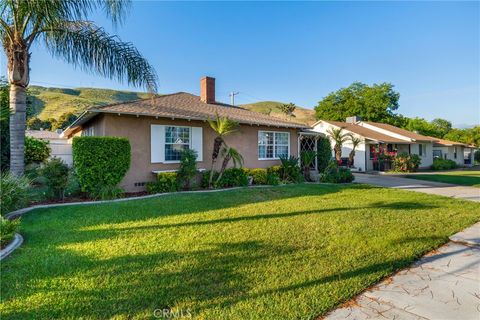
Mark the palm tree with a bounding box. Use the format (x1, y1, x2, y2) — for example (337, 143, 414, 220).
(326, 128, 348, 163)
(300, 150, 317, 181)
(215, 147, 243, 185)
(277, 102, 296, 118)
(347, 134, 362, 167)
(207, 113, 238, 188)
(1, 0, 158, 176)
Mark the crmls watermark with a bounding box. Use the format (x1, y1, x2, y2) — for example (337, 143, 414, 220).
(153, 308, 192, 318)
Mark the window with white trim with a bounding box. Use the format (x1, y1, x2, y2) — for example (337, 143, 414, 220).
(258, 131, 289, 159)
(454, 146, 457, 159)
(165, 126, 190, 161)
(81, 126, 94, 136)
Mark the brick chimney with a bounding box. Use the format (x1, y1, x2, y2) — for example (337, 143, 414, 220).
(200, 76, 215, 103)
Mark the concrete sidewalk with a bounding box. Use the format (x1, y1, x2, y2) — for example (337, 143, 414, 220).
(353, 173, 480, 202)
(323, 174, 480, 320)
(324, 223, 480, 320)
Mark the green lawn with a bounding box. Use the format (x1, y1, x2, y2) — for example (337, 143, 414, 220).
(405, 170, 480, 188)
(1, 184, 479, 319)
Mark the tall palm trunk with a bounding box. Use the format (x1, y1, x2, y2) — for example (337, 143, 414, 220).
(334, 145, 342, 162)
(215, 152, 231, 185)
(9, 85, 27, 175)
(348, 151, 355, 167)
(7, 41, 30, 176)
(208, 137, 223, 188)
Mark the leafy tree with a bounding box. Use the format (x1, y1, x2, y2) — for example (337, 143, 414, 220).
(52, 112, 78, 130)
(404, 117, 452, 138)
(315, 82, 401, 123)
(26, 117, 53, 130)
(444, 127, 480, 146)
(278, 103, 296, 118)
(1, 0, 158, 176)
(207, 113, 239, 188)
(431, 118, 452, 137)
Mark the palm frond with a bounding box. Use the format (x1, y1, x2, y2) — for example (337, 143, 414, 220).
(327, 127, 348, 144)
(226, 147, 244, 168)
(348, 134, 362, 148)
(207, 112, 239, 136)
(42, 20, 157, 92)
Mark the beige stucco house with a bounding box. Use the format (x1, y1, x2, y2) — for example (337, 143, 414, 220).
(63, 77, 318, 191)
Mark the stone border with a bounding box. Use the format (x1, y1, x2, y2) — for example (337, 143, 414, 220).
(5, 184, 292, 220)
(0, 233, 23, 261)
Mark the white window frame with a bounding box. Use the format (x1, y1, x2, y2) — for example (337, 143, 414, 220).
(82, 126, 94, 137)
(164, 125, 191, 163)
(258, 130, 290, 160)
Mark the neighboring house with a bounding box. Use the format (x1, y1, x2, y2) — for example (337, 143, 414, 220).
(63, 77, 316, 192)
(26, 129, 73, 166)
(312, 116, 437, 171)
(430, 137, 474, 166)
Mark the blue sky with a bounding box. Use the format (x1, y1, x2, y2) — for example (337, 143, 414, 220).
(2, 1, 479, 127)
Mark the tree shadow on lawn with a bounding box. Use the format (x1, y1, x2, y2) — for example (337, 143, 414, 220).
(1, 241, 297, 319)
(1, 235, 452, 319)
(24, 184, 350, 227)
(49, 201, 440, 247)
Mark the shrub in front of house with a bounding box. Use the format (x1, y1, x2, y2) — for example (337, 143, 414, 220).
(1, 216, 20, 248)
(392, 152, 421, 172)
(0, 172, 30, 216)
(279, 155, 303, 183)
(431, 158, 457, 170)
(146, 172, 179, 194)
(267, 165, 281, 185)
(317, 136, 332, 172)
(320, 160, 354, 183)
(25, 136, 50, 165)
(248, 168, 268, 185)
(202, 168, 248, 188)
(177, 149, 198, 190)
(40, 158, 69, 199)
(72, 137, 131, 195)
(474, 150, 480, 164)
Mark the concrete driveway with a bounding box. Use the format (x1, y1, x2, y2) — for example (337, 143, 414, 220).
(353, 173, 480, 202)
(323, 174, 480, 320)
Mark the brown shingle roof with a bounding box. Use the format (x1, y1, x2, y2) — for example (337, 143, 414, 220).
(88, 92, 307, 129)
(363, 121, 436, 142)
(322, 120, 409, 143)
(428, 136, 468, 147)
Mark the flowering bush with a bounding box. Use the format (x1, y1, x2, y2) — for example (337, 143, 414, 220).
(392, 152, 421, 172)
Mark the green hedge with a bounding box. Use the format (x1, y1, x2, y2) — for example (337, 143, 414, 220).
(317, 137, 332, 172)
(431, 158, 457, 170)
(202, 168, 249, 189)
(72, 136, 131, 193)
(146, 172, 179, 194)
(247, 168, 267, 185)
(25, 136, 50, 165)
